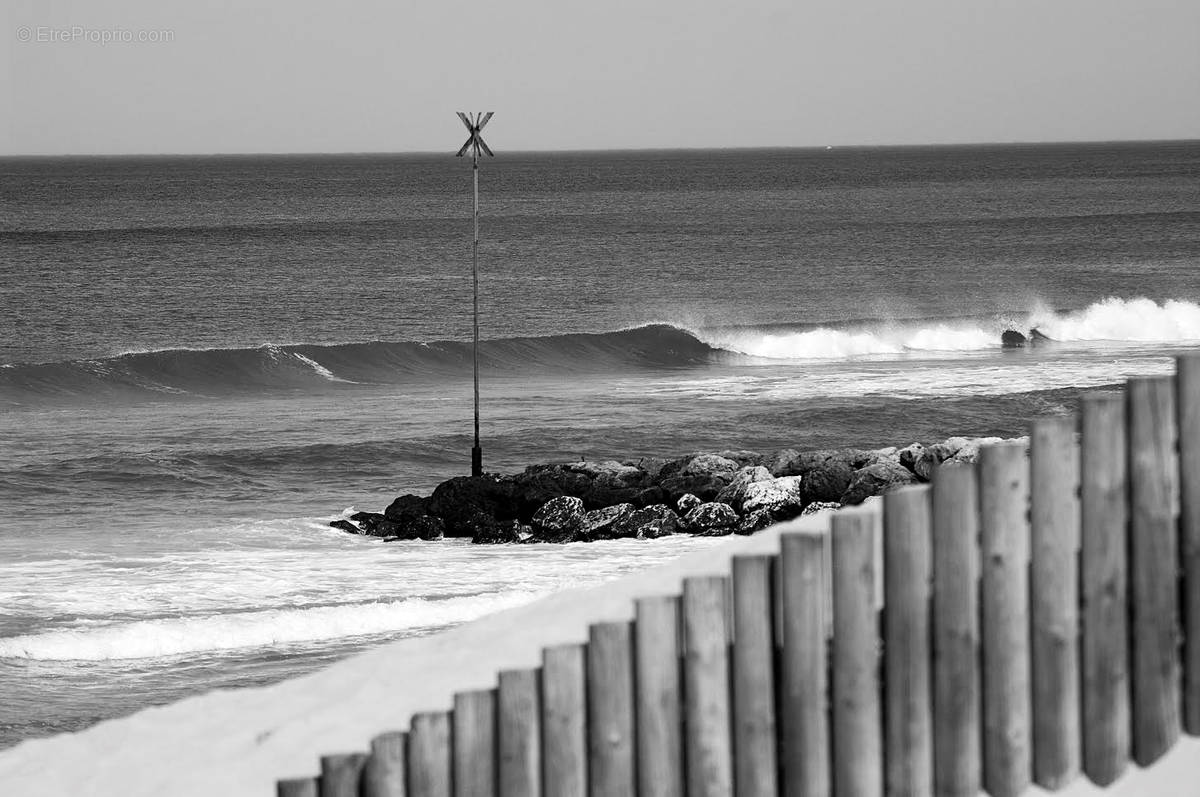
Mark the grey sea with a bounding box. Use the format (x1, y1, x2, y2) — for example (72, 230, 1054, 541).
(2, 142, 1199, 748)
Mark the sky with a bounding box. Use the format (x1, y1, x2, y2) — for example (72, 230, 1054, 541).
(3, 0, 1199, 155)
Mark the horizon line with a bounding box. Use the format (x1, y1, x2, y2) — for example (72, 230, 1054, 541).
(2, 136, 1198, 159)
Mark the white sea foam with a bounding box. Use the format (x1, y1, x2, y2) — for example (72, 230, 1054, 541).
(704, 298, 1200, 361)
(1032, 297, 1200, 342)
(0, 591, 544, 661)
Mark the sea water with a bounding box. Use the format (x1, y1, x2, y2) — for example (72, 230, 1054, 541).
(2, 143, 1199, 748)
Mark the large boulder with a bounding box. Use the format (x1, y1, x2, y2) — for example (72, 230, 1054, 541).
(841, 461, 918, 505)
(329, 519, 362, 535)
(715, 466, 774, 511)
(768, 448, 802, 477)
(583, 503, 638, 540)
(531, 495, 588, 543)
(629, 457, 671, 482)
(742, 475, 805, 520)
(612, 504, 681, 539)
(659, 473, 729, 503)
(349, 511, 386, 535)
(428, 476, 518, 536)
(677, 493, 702, 515)
(384, 494, 431, 523)
(510, 465, 593, 519)
(736, 508, 777, 536)
(581, 467, 647, 509)
(897, 443, 925, 474)
(912, 442, 954, 481)
(681, 454, 740, 479)
(684, 502, 739, 536)
(799, 452, 858, 504)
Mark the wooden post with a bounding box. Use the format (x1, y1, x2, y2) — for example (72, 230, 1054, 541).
(1030, 415, 1082, 788)
(831, 510, 883, 797)
(931, 464, 981, 797)
(364, 731, 408, 797)
(542, 644, 587, 797)
(1080, 392, 1130, 786)
(588, 621, 636, 797)
(498, 668, 541, 797)
(1128, 376, 1182, 765)
(454, 689, 497, 797)
(409, 712, 453, 797)
(732, 554, 779, 797)
(978, 441, 1032, 797)
(321, 753, 367, 797)
(1179, 355, 1200, 735)
(780, 532, 830, 797)
(883, 485, 933, 797)
(277, 778, 318, 797)
(682, 575, 734, 797)
(635, 595, 684, 797)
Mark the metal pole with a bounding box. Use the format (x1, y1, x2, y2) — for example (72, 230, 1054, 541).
(471, 145, 482, 477)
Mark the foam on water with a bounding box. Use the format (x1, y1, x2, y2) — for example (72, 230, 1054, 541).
(706, 298, 1200, 361)
(0, 592, 544, 661)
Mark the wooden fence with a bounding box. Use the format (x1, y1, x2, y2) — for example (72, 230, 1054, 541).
(277, 354, 1200, 797)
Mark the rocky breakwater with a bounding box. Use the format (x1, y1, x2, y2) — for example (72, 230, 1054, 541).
(331, 435, 1018, 544)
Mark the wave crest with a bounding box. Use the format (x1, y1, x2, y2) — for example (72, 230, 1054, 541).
(0, 592, 542, 661)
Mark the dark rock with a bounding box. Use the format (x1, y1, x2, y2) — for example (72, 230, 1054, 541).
(681, 453, 740, 479)
(913, 442, 954, 481)
(898, 443, 925, 474)
(473, 518, 527, 544)
(510, 466, 592, 519)
(676, 493, 702, 515)
(608, 504, 681, 539)
(800, 453, 857, 504)
(684, 502, 739, 536)
(768, 448, 802, 477)
(659, 473, 729, 503)
(736, 508, 777, 536)
(1001, 329, 1027, 348)
(741, 475, 805, 520)
(583, 503, 638, 540)
(329, 519, 362, 535)
(715, 466, 774, 511)
(532, 495, 588, 543)
(349, 512, 386, 534)
(582, 469, 646, 509)
(841, 461, 919, 505)
(429, 476, 518, 536)
(630, 457, 671, 482)
(384, 494, 430, 523)
(634, 485, 668, 507)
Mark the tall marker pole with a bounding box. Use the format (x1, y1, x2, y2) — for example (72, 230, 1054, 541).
(456, 111, 494, 477)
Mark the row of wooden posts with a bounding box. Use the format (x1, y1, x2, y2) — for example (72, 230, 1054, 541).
(278, 355, 1200, 797)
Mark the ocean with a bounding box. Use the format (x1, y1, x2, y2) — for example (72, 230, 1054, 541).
(2, 142, 1199, 749)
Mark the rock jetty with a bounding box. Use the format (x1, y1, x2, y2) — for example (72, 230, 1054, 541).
(332, 435, 1017, 544)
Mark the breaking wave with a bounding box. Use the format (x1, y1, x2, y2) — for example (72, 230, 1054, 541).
(0, 591, 543, 661)
(706, 297, 1200, 360)
(3, 299, 1198, 401)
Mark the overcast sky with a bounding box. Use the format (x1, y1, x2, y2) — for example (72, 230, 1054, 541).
(3, 0, 1198, 155)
